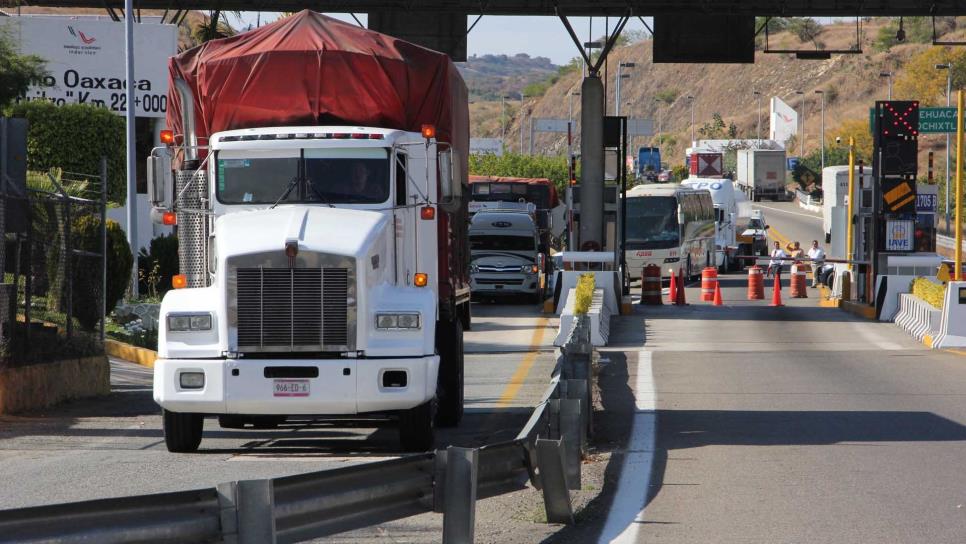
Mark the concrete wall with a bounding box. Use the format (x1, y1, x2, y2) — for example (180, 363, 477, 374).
(0, 356, 110, 414)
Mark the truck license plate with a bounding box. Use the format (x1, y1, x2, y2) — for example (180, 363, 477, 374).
(273, 379, 309, 397)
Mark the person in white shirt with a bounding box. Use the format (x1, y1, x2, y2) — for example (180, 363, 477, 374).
(807, 240, 826, 287)
(767, 240, 787, 278)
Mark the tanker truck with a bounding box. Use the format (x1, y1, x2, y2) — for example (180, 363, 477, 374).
(147, 11, 470, 453)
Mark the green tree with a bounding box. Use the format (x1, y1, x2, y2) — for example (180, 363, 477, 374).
(654, 89, 679, 106)
(0, 28, 47, 108)
(787, 18, 823, 45)
(468, 153, 575, 195)
(699, 112, 727, 139)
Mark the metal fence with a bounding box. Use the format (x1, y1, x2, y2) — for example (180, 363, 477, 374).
(2, 159, 108, 367)
(0, 315, 595, 544)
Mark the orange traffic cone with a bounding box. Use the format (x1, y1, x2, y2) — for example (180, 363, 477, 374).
(713, 281, 723, 306)
(667, 269, 678, 305)
(676, 267, 687, 306)
(769, 273, 783, 307)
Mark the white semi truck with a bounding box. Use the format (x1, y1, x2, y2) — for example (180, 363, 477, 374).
(147, 12, 470, 453)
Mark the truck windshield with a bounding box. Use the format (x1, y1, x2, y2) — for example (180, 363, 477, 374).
(216, 148, 390, 205)
(625, 196, 680, 250)
(470, 235, 535, 252)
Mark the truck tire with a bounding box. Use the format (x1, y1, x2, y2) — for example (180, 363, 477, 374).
(399, 400, 436, 452)
(435, 318, 464, 427)
(163, 409, 203, 453)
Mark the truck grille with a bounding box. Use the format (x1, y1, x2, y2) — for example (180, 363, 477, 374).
(235, 267, 350, 351)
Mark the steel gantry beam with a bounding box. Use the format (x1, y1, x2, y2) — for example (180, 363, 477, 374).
(10, 1, 966, 16)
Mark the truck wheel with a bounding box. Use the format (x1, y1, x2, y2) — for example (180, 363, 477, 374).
(163, 409, 203, 453)
(435, 318, 464, 427)
(399, 400, 435, 452)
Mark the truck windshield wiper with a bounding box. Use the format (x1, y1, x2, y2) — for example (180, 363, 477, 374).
(305, 177, 335, 207)
(270, 175, 300, 209)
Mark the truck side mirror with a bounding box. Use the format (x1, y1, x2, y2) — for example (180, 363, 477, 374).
(677, 205, 685, 225)
(438, 148, 462, 213)
(764, 224, 771, 230)
(147, 148, 173, 211)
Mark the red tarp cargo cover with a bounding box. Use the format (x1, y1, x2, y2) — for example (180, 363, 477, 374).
(167, 10, 468, 172)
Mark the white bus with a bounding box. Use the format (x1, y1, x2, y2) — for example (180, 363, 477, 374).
(625, 184, 716, 280)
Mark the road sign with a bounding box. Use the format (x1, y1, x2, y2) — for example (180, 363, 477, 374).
(881, 178, 917, 213)
(626, 118, 654, 136)
(533, 118, 569, 133)
(885, 220, 914, 251)
(869, 106, 957, 134)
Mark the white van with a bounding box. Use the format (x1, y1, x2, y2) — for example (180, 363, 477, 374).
(469, 210, 542, 303)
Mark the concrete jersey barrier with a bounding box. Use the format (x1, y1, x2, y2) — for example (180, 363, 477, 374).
(932, 280, 966, 349)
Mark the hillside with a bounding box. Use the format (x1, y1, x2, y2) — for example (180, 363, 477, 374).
(483, 18, 966, 171)
(458, 53, 558, 101)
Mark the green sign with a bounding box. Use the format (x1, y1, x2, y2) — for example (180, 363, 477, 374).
(869, 107, 959, 134)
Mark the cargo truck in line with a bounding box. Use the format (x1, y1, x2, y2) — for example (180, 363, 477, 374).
(736, 148, 788, 201)
(681, 177, 740, 272)
(822, 165, 872, 244)
(147, 11, 469, 453)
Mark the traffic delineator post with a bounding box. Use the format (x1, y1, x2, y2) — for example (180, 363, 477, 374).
(769, 273, 784, 307)
(676, 267, 687, 305)
(667, 269, 678, 305)
(713, 281, 723, 306)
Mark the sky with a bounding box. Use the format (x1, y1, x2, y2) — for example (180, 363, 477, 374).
(232, 12, 654, 65)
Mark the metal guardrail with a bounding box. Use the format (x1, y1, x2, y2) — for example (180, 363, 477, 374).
(0, 316, 595, 544)
(795, 188, 823, 206)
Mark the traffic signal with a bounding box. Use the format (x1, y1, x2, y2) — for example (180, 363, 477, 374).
(874, 101, 919, 177)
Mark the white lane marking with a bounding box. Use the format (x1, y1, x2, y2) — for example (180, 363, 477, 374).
(597, 350, 656, 544)
(754, 204, 822, 221)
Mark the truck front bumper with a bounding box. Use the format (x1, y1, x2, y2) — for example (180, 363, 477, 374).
(153, 356, 439, 415)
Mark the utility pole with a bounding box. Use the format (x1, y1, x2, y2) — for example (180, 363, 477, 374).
(569, 90, 580, 163)
(796, 90, 805, 158)
(938, 63, 953, 232)
(501, 95, 508, 151)
(820, 90, 826, 169)
(687, 95, 695, 145)
(615, 62, 634, 116)
(124, 0, 138, 297)
(753, 90, 762, 144)
(880, 71, 893, 100)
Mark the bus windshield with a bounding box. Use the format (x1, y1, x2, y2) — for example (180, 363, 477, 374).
(626, 196, 679, 250)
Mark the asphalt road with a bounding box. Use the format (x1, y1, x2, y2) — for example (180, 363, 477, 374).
(586, 265, 966, 543)
(752, 200, 825, 253)
(0, 302, 557, 510)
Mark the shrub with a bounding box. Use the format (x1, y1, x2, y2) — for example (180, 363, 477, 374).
(50, 216, 133, 330)
(911, 277, 945, 309)
(468, 152, 575, 195)
(138, 234, 179, 299)
(573, 273, 595, 315)
(3, 101, 125, 203)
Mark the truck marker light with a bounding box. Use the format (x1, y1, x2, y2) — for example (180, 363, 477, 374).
(172, 274, 187, 289)
(368, 134, 385, 140)
(421, 125, 436, 139)
(420, 206, 435, 220)
(414, 273, 428, 287)
(162, 211, 177, 226)
(160, 129, 175, 144)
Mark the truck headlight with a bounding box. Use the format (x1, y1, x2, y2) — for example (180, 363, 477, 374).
(376, 313, 421, 330)
(469, 263, 479, 274)
(179, 371, 205, 389)
(167, 313, 212, 331)
(521, 264, 538, 274)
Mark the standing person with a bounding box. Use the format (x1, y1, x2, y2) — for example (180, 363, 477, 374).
(789, 241, 805, 260)
(807, 240, 826, 287)
(767, 240, 787, 278)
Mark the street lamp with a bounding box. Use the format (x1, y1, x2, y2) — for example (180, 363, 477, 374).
(879, 71, 893, 100)
(937, 63, 953, 232)
(687, 95, 695, 145)
(815, 90, 826, 171)
(501, 95, 510, 150)
(568, 90, 580, 162)
(795, 90, 805, 158)
(753, 90, 763, 144)
(615, 62, 635, 117)
(519, 93, 527, 154)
